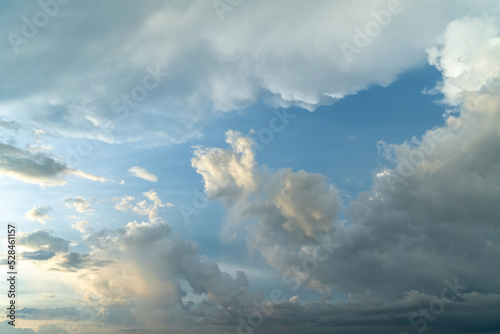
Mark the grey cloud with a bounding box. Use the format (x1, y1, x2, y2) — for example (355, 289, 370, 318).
(0, 119, 20, 131)
(78, 219, 266, 329)
(21, 250, 55, 261)
(69, 16, 500, 329)
(1, 1, 496, 146)
(57, 251, 113, 271)
(199, 111, 500, 300)
(18, 307, 79, 320)
(188, 15, 500, 302)
(0, 143, 72, 186)
(0, 321, 35, 333)
(192, 131, 341, 244)
(35, 325, 70, 334)
(0, 142, 107, 186)
(118, 221, 170, 247)
(2, 5, 500, 334)
(25, 205, 52, 224)
(18, 230, 70, 253)
(18, 180, 500, 334)
(248, 293, 500, 334)
(19, 230, 112, 270)
(0, 323, 72, 334)
(192, 131, 342, 294)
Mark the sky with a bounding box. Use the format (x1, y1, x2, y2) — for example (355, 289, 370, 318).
(1, 0, 500, 333)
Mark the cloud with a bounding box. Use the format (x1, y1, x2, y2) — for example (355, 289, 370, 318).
(16, 164, 500, 333)
(0, 119, 20, 131)
(17, 307, 79, 320)
(25, 206, 52, 224)
(18, 230, 70, 253)
(71, 220, 91, 233)
(3, 5, 500, 333)
(241, 291, 500, 334)
(64, 197, 94, 213)
(0, 142, 107, 186)
(0, 321, 35, 333)
(78, 220, 267, 329)
(192, 131, 342, 294)
(37, 189, 264, 329)
(21, 250, 56, 261)
(191, 130, 257, 199)
(57, 251, 113, 271)
(0, 321, 79, 334)
(113, 195, 135, 211)
(193, 133, 341, 238)
(1, 1, 496, 146)
(427, 15, 500, 105)
(17, 230, 113, 273)
(189, 14, 500, 304)
(127, 166, 158, 182)
(143, 189, 174, 207)
(35, 325, 70, 334)
(113, 190, 173, 223)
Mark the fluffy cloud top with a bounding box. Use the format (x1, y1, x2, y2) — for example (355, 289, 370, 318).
(192, 130, 256, 199)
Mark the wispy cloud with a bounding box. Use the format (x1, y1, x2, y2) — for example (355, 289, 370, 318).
(64, 197, 94, 213)
(25, 205, 52, 224)
(127, 166, 158, 182)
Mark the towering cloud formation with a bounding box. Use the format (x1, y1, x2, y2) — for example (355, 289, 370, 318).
(191, 15, 500, 303)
